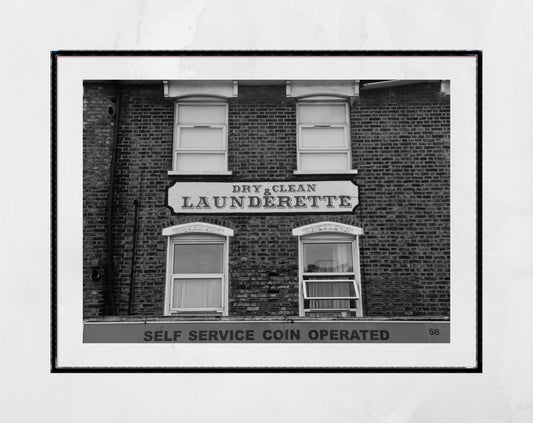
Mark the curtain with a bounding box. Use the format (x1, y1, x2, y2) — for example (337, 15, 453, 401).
(308, 281, 352, 309)
(173, 278, 221, 309)
(335, 243, 352, 272)
(304, 243, 353, 272)
(304, 242, 354, 311)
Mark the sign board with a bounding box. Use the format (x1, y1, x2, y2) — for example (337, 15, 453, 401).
(167, 181, 359, 214)
(84, 320, 449, 343)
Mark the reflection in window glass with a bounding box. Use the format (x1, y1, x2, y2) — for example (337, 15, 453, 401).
(303, 243, 353, 272)
(173, 244, 223, 274)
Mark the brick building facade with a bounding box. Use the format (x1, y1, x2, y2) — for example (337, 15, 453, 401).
(83, 80, 450, 321)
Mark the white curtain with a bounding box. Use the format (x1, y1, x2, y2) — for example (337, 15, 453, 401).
(173, 278, 221, 309)
(335, 243, 352, 272)
(308, 281, 351, 309)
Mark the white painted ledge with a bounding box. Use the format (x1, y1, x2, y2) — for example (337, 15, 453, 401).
(293, 169, 358, 175)
(168, 170, 233, 176)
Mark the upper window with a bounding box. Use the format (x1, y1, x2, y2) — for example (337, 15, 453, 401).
(171, 102, 230, 174)
(296, 102, 354, 174)
(162, 223, 233, 315)
(293, 222, 363, 318)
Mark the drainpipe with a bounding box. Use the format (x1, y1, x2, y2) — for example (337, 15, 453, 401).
(104, 84, 121, 315)
(128, 199, 140, 315)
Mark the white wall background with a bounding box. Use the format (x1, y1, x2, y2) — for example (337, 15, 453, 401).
(1, 0, 532, 421)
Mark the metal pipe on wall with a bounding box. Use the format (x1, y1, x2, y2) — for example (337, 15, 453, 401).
(128, 199, 140, 315)
(103, 84, 121, 315)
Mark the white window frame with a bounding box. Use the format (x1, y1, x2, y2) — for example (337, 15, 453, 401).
(295, 100, 357, 174)
(293, 222, 363, 317)
(302, 278, 360, 300)
(162, 223, 233, 316)
(169, 101, 231, 175)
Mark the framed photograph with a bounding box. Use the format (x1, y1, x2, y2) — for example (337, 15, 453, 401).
(52, 51, 481, 371)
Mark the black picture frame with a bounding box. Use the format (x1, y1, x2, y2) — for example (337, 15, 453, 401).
(51, 50, 482, 373)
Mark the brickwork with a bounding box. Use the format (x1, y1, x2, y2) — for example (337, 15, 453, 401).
(352, 83, 450, 316)
(83, 82, 450, 318)
(82, 84, 117, 317)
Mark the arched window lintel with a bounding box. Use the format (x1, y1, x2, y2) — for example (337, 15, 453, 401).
(292, 221, 363, 237)
(162, 222, 234, 237)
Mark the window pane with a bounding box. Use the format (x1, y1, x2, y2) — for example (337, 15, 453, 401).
(298, 104, 346, 124)
(180, 127, 224, 149)
(176, 153, 226, 172)
(300, 153, 348, 171)
(178, 105, 226, 124)
(300, 127, 346, 148)
(305, 309, 356, 317)
(303, 243, 353, 272)
(173, 278, 222, 308)
(173, 244, 223, 273)
(308, 299, 352, 310)
(305, 281, 356, 298)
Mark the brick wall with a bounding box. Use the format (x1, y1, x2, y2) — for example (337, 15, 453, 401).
(83, 82, 450, 318)
(353, 84, 450, 316)
(83, 84, 117, 317)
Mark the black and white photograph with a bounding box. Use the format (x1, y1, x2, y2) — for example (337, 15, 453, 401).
(53, 53, 479, 369)
(82, 77, 453, 345)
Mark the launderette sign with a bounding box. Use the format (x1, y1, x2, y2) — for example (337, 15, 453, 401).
(167, 181, 359, 214)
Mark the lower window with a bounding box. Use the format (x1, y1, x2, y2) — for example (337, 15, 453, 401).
(294, 222, 363, 317)
(163, 223, 232, 316)
(170, 242, 224, 313)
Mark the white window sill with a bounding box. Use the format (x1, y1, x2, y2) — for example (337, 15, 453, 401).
(168, 170, 233, 176)
(168, 312, 227, 317)
(293, 169, 358, 175)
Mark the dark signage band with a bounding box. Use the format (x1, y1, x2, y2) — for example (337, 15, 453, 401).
(84, 321, 450, 343)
